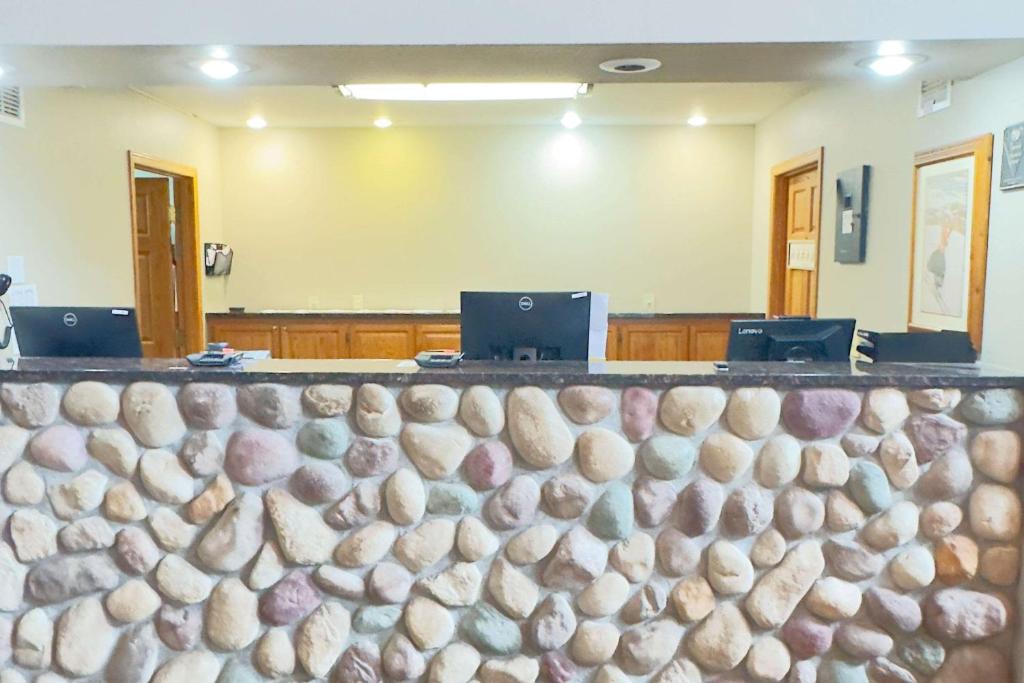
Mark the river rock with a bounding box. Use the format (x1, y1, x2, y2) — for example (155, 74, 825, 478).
(541, 651, 577, 683)
(394, 518, 456, 572)
(980, 545, 1019, 586)
(58, 515, 114, 552)
(842, 432, 880, 458)
(106, 578, 161, 622)
(463, 441, 513, 490)
(862, 388, 910, 433)
(62, 381, 119, 425)
(225, 428, 299, 485)
(401, 384, 459, 422)
(114, 527, 161, 575)
(152, 651, 221, 683)
(106, 623, 159, 683)
(541, 473, 593, 518)
(701, 432, 753, 482)
(917, 451, 973, 500)
(176, 383, 236, 429)
(775, 486, 824, 538)
(571, 620, 620, 666)
(266, 488, 337, 564)
(617, 619, 684, 675)
(86, 427, 139, 477)
(346, 436, 399, 477)
(889, 545, 936, 590)
(430, 642, 481, 683)
(2, 383, 59, 427)
(745, 541, 824, 628)
(531, 593, 577, 650)
(456, 516, 500, 560)
(455, 386, 505, 440)
(970, 430, 1021, 483)
(824, 540, 884, 581)
(326, 480, 380, 529)
(290, 461, 349, 504)
(640, 435, 696, 479)
(559, 385, 616, 424)
(336, 642, 382, 683)
(656, 528, 700, 576)
(578, 572, 630, 617)
(621, 581, 667, 623)
(121, 382, 186, 447)
(897, 635, 945, 675)
(577, 427, 635, 482)
(659, 386, 726, 435)
(154, 605, 200, 651)
(368, 562, 413, 604)
(932, 645, 1010, 683)
(260, 570, 321, 626)
(30, 424, 87, 471)
(907, 414, 966, 463)
(959, 388, 1024, 425)
(969, 483, 1021, 540)
(295, 602, 350, 678)
(609, 531, 655, 581)
(722, 484, 774, 536)
(781, 389, 860, 439)
(246, 541, 284, 590)
(757, 434, 802, 488)
(506, 524, 558, 564)
(844, 462, 890, 517)
(488, 557, 539, 618)
(297, 418, 351, 459)
(428, 482, 477, 514)
(419, 562, 481, 606)
(751, 528, 787, 568)
(790, 660, 818, 683)
(806, 577, 862, 620)
(54, 597, 117, 676)
(356, 384, 401, 437)
(188, 473, 235, 523)
(671, 575, 715, 622)
(726, 387, 781, 439)
(879, 433, 919, 489)
(819, 660, 868, 683)
(921, 501, 963, 540)
(405, 596, 455, 650)
(826, 490, 866, 531)
(802, 443, 850, 488)
(688, 603, 752, 672)
(301, 384, 352, 417)
(622, 386, 658, 442)
(863, 500, 919, 550)
(402, 423, 473, 479)
(139, 448, 194, 504)
(334, 521, 396, 567)
(634, 476, 676, 527)
(864, 587, 922, 633)
(746, 636, 791, 682)
(781, 614, 833, 659)
(485, 474, 540, 529)
(155, 554, 211, 604)
(480, 655, 539, 683)
(178, 431, 224, 476)
(147, 507, 197, 551)
(382, 634, 426, 681)
(835, 623, 893, 659)
(254, 628, 295, 678)
(508, 387, 574, 468)
(237, 383, 299, 428)
(206, 577, 259, 650)
(26, 553, 119, 603)
(924, 588, 1007, 641)
(675, 477, 723, 536)
(542, 525, 608, 588)
(908, 388, 961, 411)
(385, 467, 425, 524)
(10, 508, 58, 561)
(707, 540, 754, 594)
(13, 607, 52, 668)
(314, 565, 364, 599)
(589, 482, 634, 539)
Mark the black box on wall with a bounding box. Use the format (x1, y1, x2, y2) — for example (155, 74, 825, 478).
(834, 165, 871, 264)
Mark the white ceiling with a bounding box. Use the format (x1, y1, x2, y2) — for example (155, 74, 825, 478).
(141, 83, 813, 128)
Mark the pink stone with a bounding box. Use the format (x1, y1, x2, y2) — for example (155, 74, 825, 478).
(367, 562, 413, 604)
(291, 462, 349, 504)
(177, 383, 237, 429)
(225, 428, 299, 485)
(541, 651, 577, 683)
(485, 475, 539, 529)
(29, 424, 87, 472)
(675, 478, 723, 536)
(345, 437, 399, 477)
(337, 641, 382, 683)
(781, 614, 833, 659)
(633, 477, 676, 527)
(907, 414, 967, 463)
(463, 441, 513, 490)
(865, 587, 922, 634)
(114, 527, 161, 575)
(259, 570, 321, 625)
(621, 387, 658, 442)
(781, 389, 861, 440)
(156, 605, 202, 651)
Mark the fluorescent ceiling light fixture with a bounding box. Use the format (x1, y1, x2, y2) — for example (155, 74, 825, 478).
(858, 54, 926, 77)
(561, 112, 582, 129)
(338, 82, 590, 101)
(877, 40, 906, 57)
(200, 59, 241, 80)
(687, 114, 708, 127)
(373, 117, 393, 129)
(209, 46, 230, 60)
(246, 116, 267, 130)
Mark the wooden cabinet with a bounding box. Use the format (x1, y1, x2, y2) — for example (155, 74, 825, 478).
(415, 324, 461, 353)
(688, 322, 730, 361)
(605, 323, 620, 361)
(618, 322, 690, 361)
(207, 320, 282, 356)
(350, 323, 416, 359)
(280, 324, 349, 359)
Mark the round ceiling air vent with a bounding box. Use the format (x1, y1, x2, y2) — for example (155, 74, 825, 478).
(599, 58, 662, 74)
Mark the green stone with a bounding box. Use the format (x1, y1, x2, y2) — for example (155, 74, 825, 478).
(353, 605, 402, 633)
(898, 635, 945, 675)
(639, 435, 696, 479)
(460, 604, 522, 655)
(427, 483, 478, 515)
(296, 419, 350, 459)
(820, 660, 869, 683)
(588, 482, 634, 540)
(847, 460, 892, 513)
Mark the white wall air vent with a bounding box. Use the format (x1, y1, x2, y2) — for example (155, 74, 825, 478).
(0, 86, 24, 126)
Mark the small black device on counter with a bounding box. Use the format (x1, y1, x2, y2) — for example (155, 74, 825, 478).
(415, 350, 464, 368)
(856, 330, 977, 363)
(187, 342, 243, 367)
(727, 317, 856, 362)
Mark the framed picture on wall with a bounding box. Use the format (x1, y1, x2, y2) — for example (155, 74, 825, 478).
(908, 134, 993, 351)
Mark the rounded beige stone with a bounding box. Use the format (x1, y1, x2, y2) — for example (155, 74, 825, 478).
(356, 383, 402, 437)
(48, 469, 108, 520)
(457, 516, 500, 561)
(578, 572, 630, 617)
(755, 434, 801, 488)
(935, 534, 979, 585)
(155, 554, 212, 604)
(103, 481, 147, 522)
(505, 524, 558, 564)
(429, 642, 481, 683)
(105, 579, 161, 623)
(62, 382, 120, 426)
(401, 423, 473, 479)
(969, 483, 1022, 541)
(14, 607, 53, 668)
(404, 596, 455, 650)
(265, 488, 338, 564)
(255, 628, 295, 678)
(558, 385, 616, 424)
(659, 386, 727, 436)
(418, 563, 482, 607)
(9, 509, 57, 562)
(746, 636, 791, 682)
(700, 432, 753, 483)
(806, 577, 862, 620)
(577, 427, 635, 482)
(507, 387, 575, 468)
(921, 501, 963, 540)
(139, 449, 194, 504)
(147, 507, 198, 551)
(571, 620, 620, 666)
(335, 521, 397, 567)
(488, 558, 539, 619)
(706, 540, 754, 595)
(204, 577, 259, 651)
(121, 382, 186, 448)
(1, 383, 60, 428)
(889, 546, 936, 590)
(385, 467, 426, 525)
(863, 501, 919, 550)
(908, 388, 961, 411)
(609, 531, 655, 582)
(801, 443, 849, 488)
(54, 597, 117, 676)
(826, 490, 865, 532)
(480, 656, 540, 683)
(879, 432, 920, 489)
(459, 385, 505, 437)
(980, 545, 1020, 586)
(671, 575, 715, 622)
(4, 462, 44, 505)
(726, 387, 781, 440)
(862, 388, 910, 433)
(594, 665, 631, 683)
(687, 602, 752, 672)
(152, 651, 221, 683)
(970, 430, 1021, 483)
(394, 518, 456, 572)
(750, 528, 787, 568)
(187, 473, 236, 524)
(247, 541, 285, 591)
(400, 384, 459, 422)
(301, 384, 353, 417)
(295, 602, 351, 678)
(87, 428, 139, 477)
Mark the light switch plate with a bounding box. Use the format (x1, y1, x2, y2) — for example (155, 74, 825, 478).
(6, 256, 25, 283)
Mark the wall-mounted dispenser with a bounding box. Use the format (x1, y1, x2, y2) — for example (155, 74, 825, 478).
(204, 243, 233, 276)
(834, 165, 870, 264)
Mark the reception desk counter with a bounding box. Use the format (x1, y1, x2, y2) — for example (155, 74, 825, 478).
(0, 358, 1021, 681)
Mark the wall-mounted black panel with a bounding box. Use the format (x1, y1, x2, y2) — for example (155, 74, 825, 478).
(835, 165, 870, 264)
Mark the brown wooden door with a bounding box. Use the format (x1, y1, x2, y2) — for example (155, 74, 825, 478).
(281, 324, 350, 359)
(783, 168, 820, 316)
(208, 320, 281, 356)
(620, 323, 689, 360)
(350, 323, 416, 359)
(133, 178, 177, 357)
(415, 324, 461, 353)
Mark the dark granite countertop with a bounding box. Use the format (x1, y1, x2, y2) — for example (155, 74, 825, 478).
(3, 357, 1023, 389)
(206, 311, 762, 321)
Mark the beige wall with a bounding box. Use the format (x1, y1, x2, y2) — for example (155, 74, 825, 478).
(0, 87, 227, 354)
(750, 57, 1024, 368)
(219, 125, 755, 313)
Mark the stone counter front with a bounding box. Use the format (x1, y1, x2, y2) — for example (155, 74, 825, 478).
(0, 376, 1020, 682)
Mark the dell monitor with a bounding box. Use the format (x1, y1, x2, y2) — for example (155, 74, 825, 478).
(11, 307, 144, 358)
(727, 317, 856, 362)
(460, 291, 595, 361)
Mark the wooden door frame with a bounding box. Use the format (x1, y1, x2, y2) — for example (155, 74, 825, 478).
(766, 147, 824, 318)
(127, 152, 205, 355)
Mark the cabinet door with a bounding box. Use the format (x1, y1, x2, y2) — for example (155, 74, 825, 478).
(208, 321, 280, 356)
(281, 324, 350, 359)
(605, 323, 620, 360)
(415, 324, 461, 353)
(689, 321, 730, 361)
(619, 322, 690, 360)
(350, 323, 416, 359)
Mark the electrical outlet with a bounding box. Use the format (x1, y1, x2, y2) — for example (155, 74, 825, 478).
(643, 293, 656, 312)
(352, 294, 365, 310)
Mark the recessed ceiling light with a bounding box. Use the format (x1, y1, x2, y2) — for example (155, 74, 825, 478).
(0, 66, 5, 78)
(599, 58, 662, 74)
(246, 116, 267, 130)
(337, 82, 588, 101)
(209, 46, 230, 60)
(374, 117, 393, 129)
(877, 40, 906, 57)
(199, 59, 241, 80)
(858, 54, 926, 77)
(561, 112, 582, 129)
(687, 114, 708, 127)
